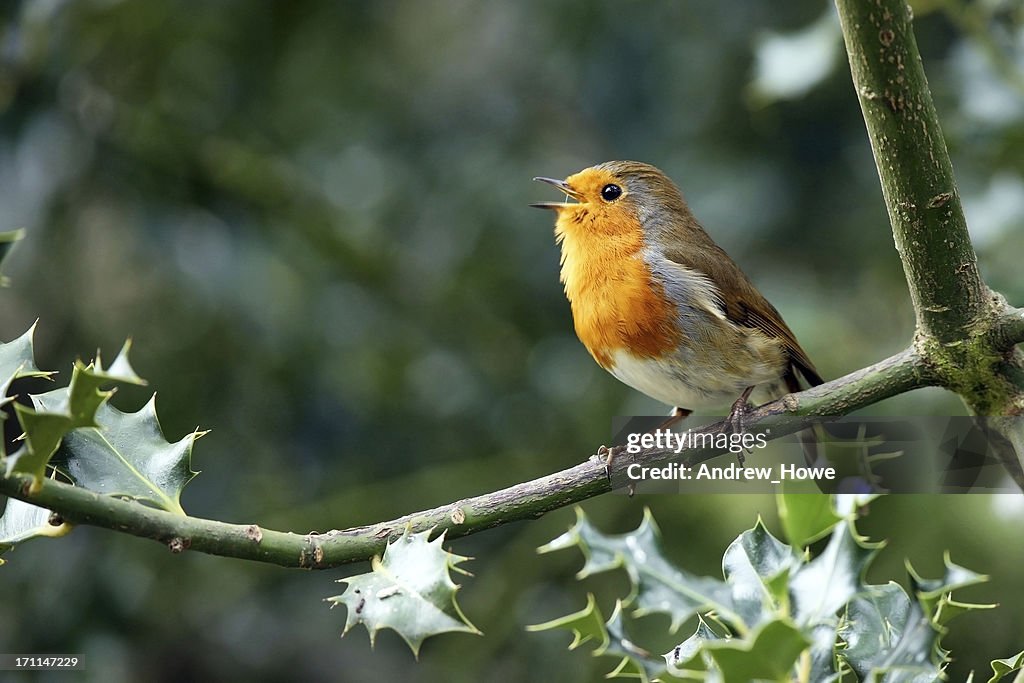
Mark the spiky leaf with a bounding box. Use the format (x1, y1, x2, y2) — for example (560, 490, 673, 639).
(531, 595, 684, 682)
(840, 583, 943, 681)
(664, 616, 725, 679)
(777, 490, 842, 548)
(328, 529, 479, 656)
(602, 601, 672, 682)
(704, 619, 810, 683)
(721, 519, 799, 627)
(6, 342, 147, 483)
(46, 395, 199, 515)
(527, 593, 607, 650)
(0, 496, 71, 564)
(789, 520, 880, 626)
(0, 322, 52, 402)
(908, 553, 988, 621)
(537, 499, 1006, 682)
(0, 228, 24, 286)
(988, 651, 1024, 682)
(539, 508, 738, 631)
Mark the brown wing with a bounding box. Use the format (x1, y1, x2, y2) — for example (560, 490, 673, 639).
(663, 243, 823, 387)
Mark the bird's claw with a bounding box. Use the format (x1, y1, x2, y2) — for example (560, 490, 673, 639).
(594, 444, 625, 467)
(723, 387, 756, 467)
(593, 445, 626, 484)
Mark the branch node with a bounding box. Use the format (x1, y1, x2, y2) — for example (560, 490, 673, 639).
(783, 393, 800, 411)
(450, 507, 467, 525)
(245, 524, 263, 543)
(167, 537, 190, 554)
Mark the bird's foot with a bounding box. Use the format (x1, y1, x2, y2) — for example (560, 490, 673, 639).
(594, 444, 626, 468)
(723, 386, 756, 467)
(593, 445, 633, 494)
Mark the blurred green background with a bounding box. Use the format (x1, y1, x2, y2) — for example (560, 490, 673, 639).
(1, 0, 1023, 681)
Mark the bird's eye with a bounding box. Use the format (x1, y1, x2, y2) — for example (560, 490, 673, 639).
(600, 184, 622, 201)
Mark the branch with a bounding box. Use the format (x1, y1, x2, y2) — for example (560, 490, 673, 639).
(836, 0, 1024, 475)
(992, 307, 1024, 353)
(834, 0, 988, 342)
(0, 348, 929, 568)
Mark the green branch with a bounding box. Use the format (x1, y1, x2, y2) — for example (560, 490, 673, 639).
(0, 348, 928, 568)
(835, 0, 988, 343)
(836, 0, 1024, 479)
(992, 307, 1024, 354)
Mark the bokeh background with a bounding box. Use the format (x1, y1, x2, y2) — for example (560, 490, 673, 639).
(1, 0, 1023, 681)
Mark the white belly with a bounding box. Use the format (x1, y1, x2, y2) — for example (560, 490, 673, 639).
(607, 348, 785, 412)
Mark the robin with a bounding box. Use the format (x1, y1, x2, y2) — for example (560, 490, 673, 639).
(532, 160, 823, 453)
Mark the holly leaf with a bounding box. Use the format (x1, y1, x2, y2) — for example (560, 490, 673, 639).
(602, 601, 675, 682)
(908, 553, 989, 621)
(0, 322, 52, 403)
(530, 595, 685, 682)
(539, 507, 738, 631)
(988, 651, 1024, 682)
(721, 518, 800, 627)
(539, 499, 996, 683)
(777, 490, 842, 548)
(0, 495, 72, 565)
(5, 338, 198, 512)
(664, 615, 725, 679)
(47, 394, 200, 515)
(789, 519, 881, 626)
(839, 583, 943, 682)
(704, 619, 810, 683)
(0, 228, 25, 287)
(6, 341, 147, 485)
(527, 593, 607, 651)
(328, 529, 479, 656)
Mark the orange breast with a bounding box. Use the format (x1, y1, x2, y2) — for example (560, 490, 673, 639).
(556, 211, 682, 369)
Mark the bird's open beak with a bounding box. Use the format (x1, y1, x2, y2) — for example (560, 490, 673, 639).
(530, 176, 583, 210)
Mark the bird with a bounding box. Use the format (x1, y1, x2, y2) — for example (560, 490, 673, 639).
(531, 160, 822, 455)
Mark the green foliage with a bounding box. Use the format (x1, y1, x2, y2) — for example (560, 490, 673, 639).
(4, 337, 200, 514)
(7, 342, 147, 481)
(328, 529, 480, 656)
(0, 229, 24, 287)
(985, 651, 1024, 682)
(0, 488, 71, 566)
(45, 392, 202, 515)
(0, 322, 52, 414)
(531, 499, 1015, 683)
(777, 488, 842, 548)
(0, 326, 202, 560)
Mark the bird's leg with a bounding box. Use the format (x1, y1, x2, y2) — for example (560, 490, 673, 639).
(589, 446, 626, 493)
(723, 386, 756, 466)
(599, 407, 691, 469)
(595, 444, 625, 467)
(594, 408, 693, 494)
(656, 406, 692, 432)
(724, 386, 756, 433)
